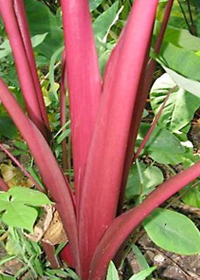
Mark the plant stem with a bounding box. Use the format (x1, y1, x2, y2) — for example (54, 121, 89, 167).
(42, 241, 61, 269)
(0, 177, 9, 191)
(0, 142, 44, 192)
(90, 160, 200, 279)
(116, 0, 174, 216)
(177, 0, 192, 33)
(0, 77, 80, 273)
(78, 1, 159, 278)
(14, 0, 51, 138)
(60, 0, 102, 212)
(0, 1, 48, 139)
(133, 86, 178, 161)
(186, 0, 196, 35)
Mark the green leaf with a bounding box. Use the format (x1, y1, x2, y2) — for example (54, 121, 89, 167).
(163, 66, 200, 99)
(126, 163, 163, 200)
(0, 115, 17, 139)
(144, 125, 185, 164)
(93, 2, 119, 48)
(160, 42, 200, 82)
(0, 40, 11, 58)
(150, 73, 200, 131)
(0, 33, 48, 59)
(30, 33, 48, 48)
(131, 245, 149, 270)
(181, 186, 200, 208)
(0, 187, 52, 231)
(106, 261, 119, 280)
(129, 267, 156, 280)
(24, 0, 63, 61)
(99, 42, 115, 75)
(2, 203, 37, 232)
(143, 208, 200, 255)
(49, 46, 64, 101)
(155, 22, 200, 51)
(56, 128, 71, 145)
(89, 0, 103, 11)
(0, 273, 15, 280)
(8, 187, 52, 206)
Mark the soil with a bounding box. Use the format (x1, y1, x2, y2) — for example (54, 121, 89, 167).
(125, 233, 200, 280)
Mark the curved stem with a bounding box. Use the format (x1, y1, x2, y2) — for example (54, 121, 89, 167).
(0, 77, 80, 273)
(90, 160, 200, 279)
(0, 1, 47, 138)
(14, 0, 51, 137)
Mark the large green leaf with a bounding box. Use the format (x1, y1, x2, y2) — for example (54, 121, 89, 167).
(164, 26, 200, 51)
(160, 42, 200, 82)
(93, 2, 119, 48)
(0, 187, 52, 232)
(155, 22, 200, 51)
(24, 0, 63, 61)
(150, 73, 200, 131)
(139, 124, 186, 164)
(163, 66, 200, 99)
(143, 208, 200, 255)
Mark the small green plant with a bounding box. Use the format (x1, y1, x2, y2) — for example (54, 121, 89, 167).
(0, 187, 52, 232)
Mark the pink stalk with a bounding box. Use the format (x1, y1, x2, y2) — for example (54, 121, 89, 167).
(0, 177, 9, 191)
(78, 1, 159, 278)
(90, 160, 200, 279)
(116, 51, 151, 216)
(13, 0, 50, 135)
(42, 241, 61, 269)
(144, 0, 174, 95)
(154, 0, 174, 53)
(133, 86, 178, 161)
(116, 0, 174, 215)
(0, 142, 43, 192)
(0, 1, 47, 138)
(60, 0, 102, 206)
(0, 77, 80, 272)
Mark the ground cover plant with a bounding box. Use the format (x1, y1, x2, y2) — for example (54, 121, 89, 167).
(1, 0, 200, 279)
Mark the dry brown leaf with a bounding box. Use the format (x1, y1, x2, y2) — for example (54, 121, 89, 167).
(24, 205, 53, 242)
(25, 205, 68, 245)
(42, 209, 68, 245)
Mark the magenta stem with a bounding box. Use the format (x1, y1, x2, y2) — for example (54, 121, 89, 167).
(0, 177, 9, 191)
(90, 159, 200, 279)
(13, 0, 51, 137)
(133, 86, 178, 161)
(0, 142, 44, 192)
(0, 1, 47, 138)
